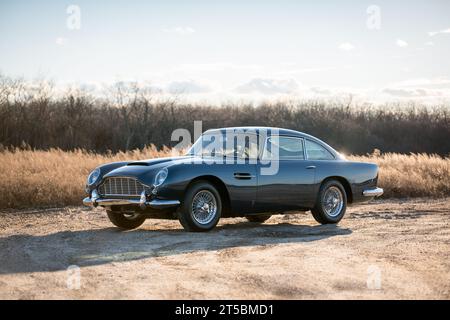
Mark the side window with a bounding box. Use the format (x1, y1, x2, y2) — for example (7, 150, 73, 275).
(262, 136, 305, 160)
(234, 133, 259, 159)
(305, 140, 335, 160)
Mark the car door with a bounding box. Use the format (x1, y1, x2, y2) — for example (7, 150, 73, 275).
(224, 162, 258, 213)
(255, 135, 316, 212)
(204, 130, 259, 213)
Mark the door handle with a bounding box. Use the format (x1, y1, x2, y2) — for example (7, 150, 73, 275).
(306, 166, 316, 169)
(234, 172, 255, 180)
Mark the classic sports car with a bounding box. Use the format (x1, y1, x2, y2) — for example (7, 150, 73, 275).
(83, 127, 383, 232)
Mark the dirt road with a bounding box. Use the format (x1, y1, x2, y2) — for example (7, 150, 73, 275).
(0, 198, 449, 299)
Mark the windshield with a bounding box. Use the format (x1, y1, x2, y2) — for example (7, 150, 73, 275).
(187, 132, 259, 159)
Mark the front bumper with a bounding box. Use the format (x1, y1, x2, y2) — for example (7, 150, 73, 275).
(82, 196, 180, 209)
(362, 187, 384, 197)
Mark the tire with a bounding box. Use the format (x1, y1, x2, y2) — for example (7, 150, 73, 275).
(246, 214, 272, 223)
(106, 210, 146, 230)
(177, 181, 222, 232)
(311, 180, 347, 224)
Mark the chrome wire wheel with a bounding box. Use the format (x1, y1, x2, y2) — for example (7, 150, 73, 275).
(322, 186, 344, 217)
(191, 190, 217, 225)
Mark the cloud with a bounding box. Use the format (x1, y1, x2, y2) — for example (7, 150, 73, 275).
(175, 63, 262, 72)
(390, 77, 450, 89)
(309, 87, 332, 95)
(338, 42, 355, 51)
(55, 37, 68, 46)
(424, 41, 434, 46)
(428, 28, 450, 37)
(166, 80, 211, 94)
(382, 77, 450, 99)
(383, 88, 429, 97)
(162, 26, 195, 35)
(396, 39, 408, 47)
(235, 78, 299, 95)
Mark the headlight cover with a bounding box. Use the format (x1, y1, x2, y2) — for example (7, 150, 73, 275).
(154, 167, 168, 187)
(87, 168, 101, 185)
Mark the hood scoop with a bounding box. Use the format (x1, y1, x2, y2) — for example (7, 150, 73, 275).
(127, 162, 150, 166)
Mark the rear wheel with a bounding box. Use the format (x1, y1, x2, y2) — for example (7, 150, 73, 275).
(177, 181, 222, 232)
(311, 180, 347, 224)
(246, 214, 272, 223)
(106, 210, 146, 230)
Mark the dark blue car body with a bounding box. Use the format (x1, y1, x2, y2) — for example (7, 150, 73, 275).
(84, 127, 382, 219)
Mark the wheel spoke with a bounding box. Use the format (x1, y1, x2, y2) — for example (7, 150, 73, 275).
(191, 190, 217, 225)
(322, 186, 343, 217)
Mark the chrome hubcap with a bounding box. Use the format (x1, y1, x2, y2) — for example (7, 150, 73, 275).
(322, 186, 344, 217)
(191, 190, 217, 225)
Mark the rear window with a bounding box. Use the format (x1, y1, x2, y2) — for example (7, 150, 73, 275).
(262, 136, 305, 160)
(305, 140, 335, 160)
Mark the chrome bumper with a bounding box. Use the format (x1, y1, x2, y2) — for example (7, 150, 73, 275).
(83, 197, 180, 209)
(362, 187, 384, 197)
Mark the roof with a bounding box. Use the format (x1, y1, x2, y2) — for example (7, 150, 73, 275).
(206, 126, 311, 139)
(205, 126, 339, 156)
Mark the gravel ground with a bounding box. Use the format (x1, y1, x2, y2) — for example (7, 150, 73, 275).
(0, 198, 449, 299)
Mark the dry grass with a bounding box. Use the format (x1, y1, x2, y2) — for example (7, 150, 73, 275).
(350, 152, 450, 198)
(0, 148, 449, 209)
(0, 146, 177, 209)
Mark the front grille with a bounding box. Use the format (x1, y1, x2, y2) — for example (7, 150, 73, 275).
(98, 177, 148, 196)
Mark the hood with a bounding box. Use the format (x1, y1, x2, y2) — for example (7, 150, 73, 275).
(126, 156, 192, 167)
(102, 155, 194, 182)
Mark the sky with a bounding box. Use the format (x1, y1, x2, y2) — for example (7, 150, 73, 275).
(1, 0, 450, 104)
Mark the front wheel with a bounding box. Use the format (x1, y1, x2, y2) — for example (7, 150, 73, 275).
(177, 181, 222, 232)
(311, 180, 347, 224)
(106, 210, 146, 230)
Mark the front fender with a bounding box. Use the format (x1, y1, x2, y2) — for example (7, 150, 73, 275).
(153, 161, 232, 199)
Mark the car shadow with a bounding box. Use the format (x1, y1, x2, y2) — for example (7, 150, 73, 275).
(0, 221, 351, 275)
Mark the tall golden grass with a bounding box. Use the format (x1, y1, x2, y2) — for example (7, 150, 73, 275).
(348, 153, 450, 198)
(0, 148, 449, 209)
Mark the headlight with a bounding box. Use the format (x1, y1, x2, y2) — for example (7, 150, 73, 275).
(154, 168, 168, 187)
(87, 168, 101, 185)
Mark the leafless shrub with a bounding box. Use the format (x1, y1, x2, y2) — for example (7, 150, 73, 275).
(0, 74, 449, 155)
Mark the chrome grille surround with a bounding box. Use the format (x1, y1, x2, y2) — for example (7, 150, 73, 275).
(98, 177, 150, 197)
